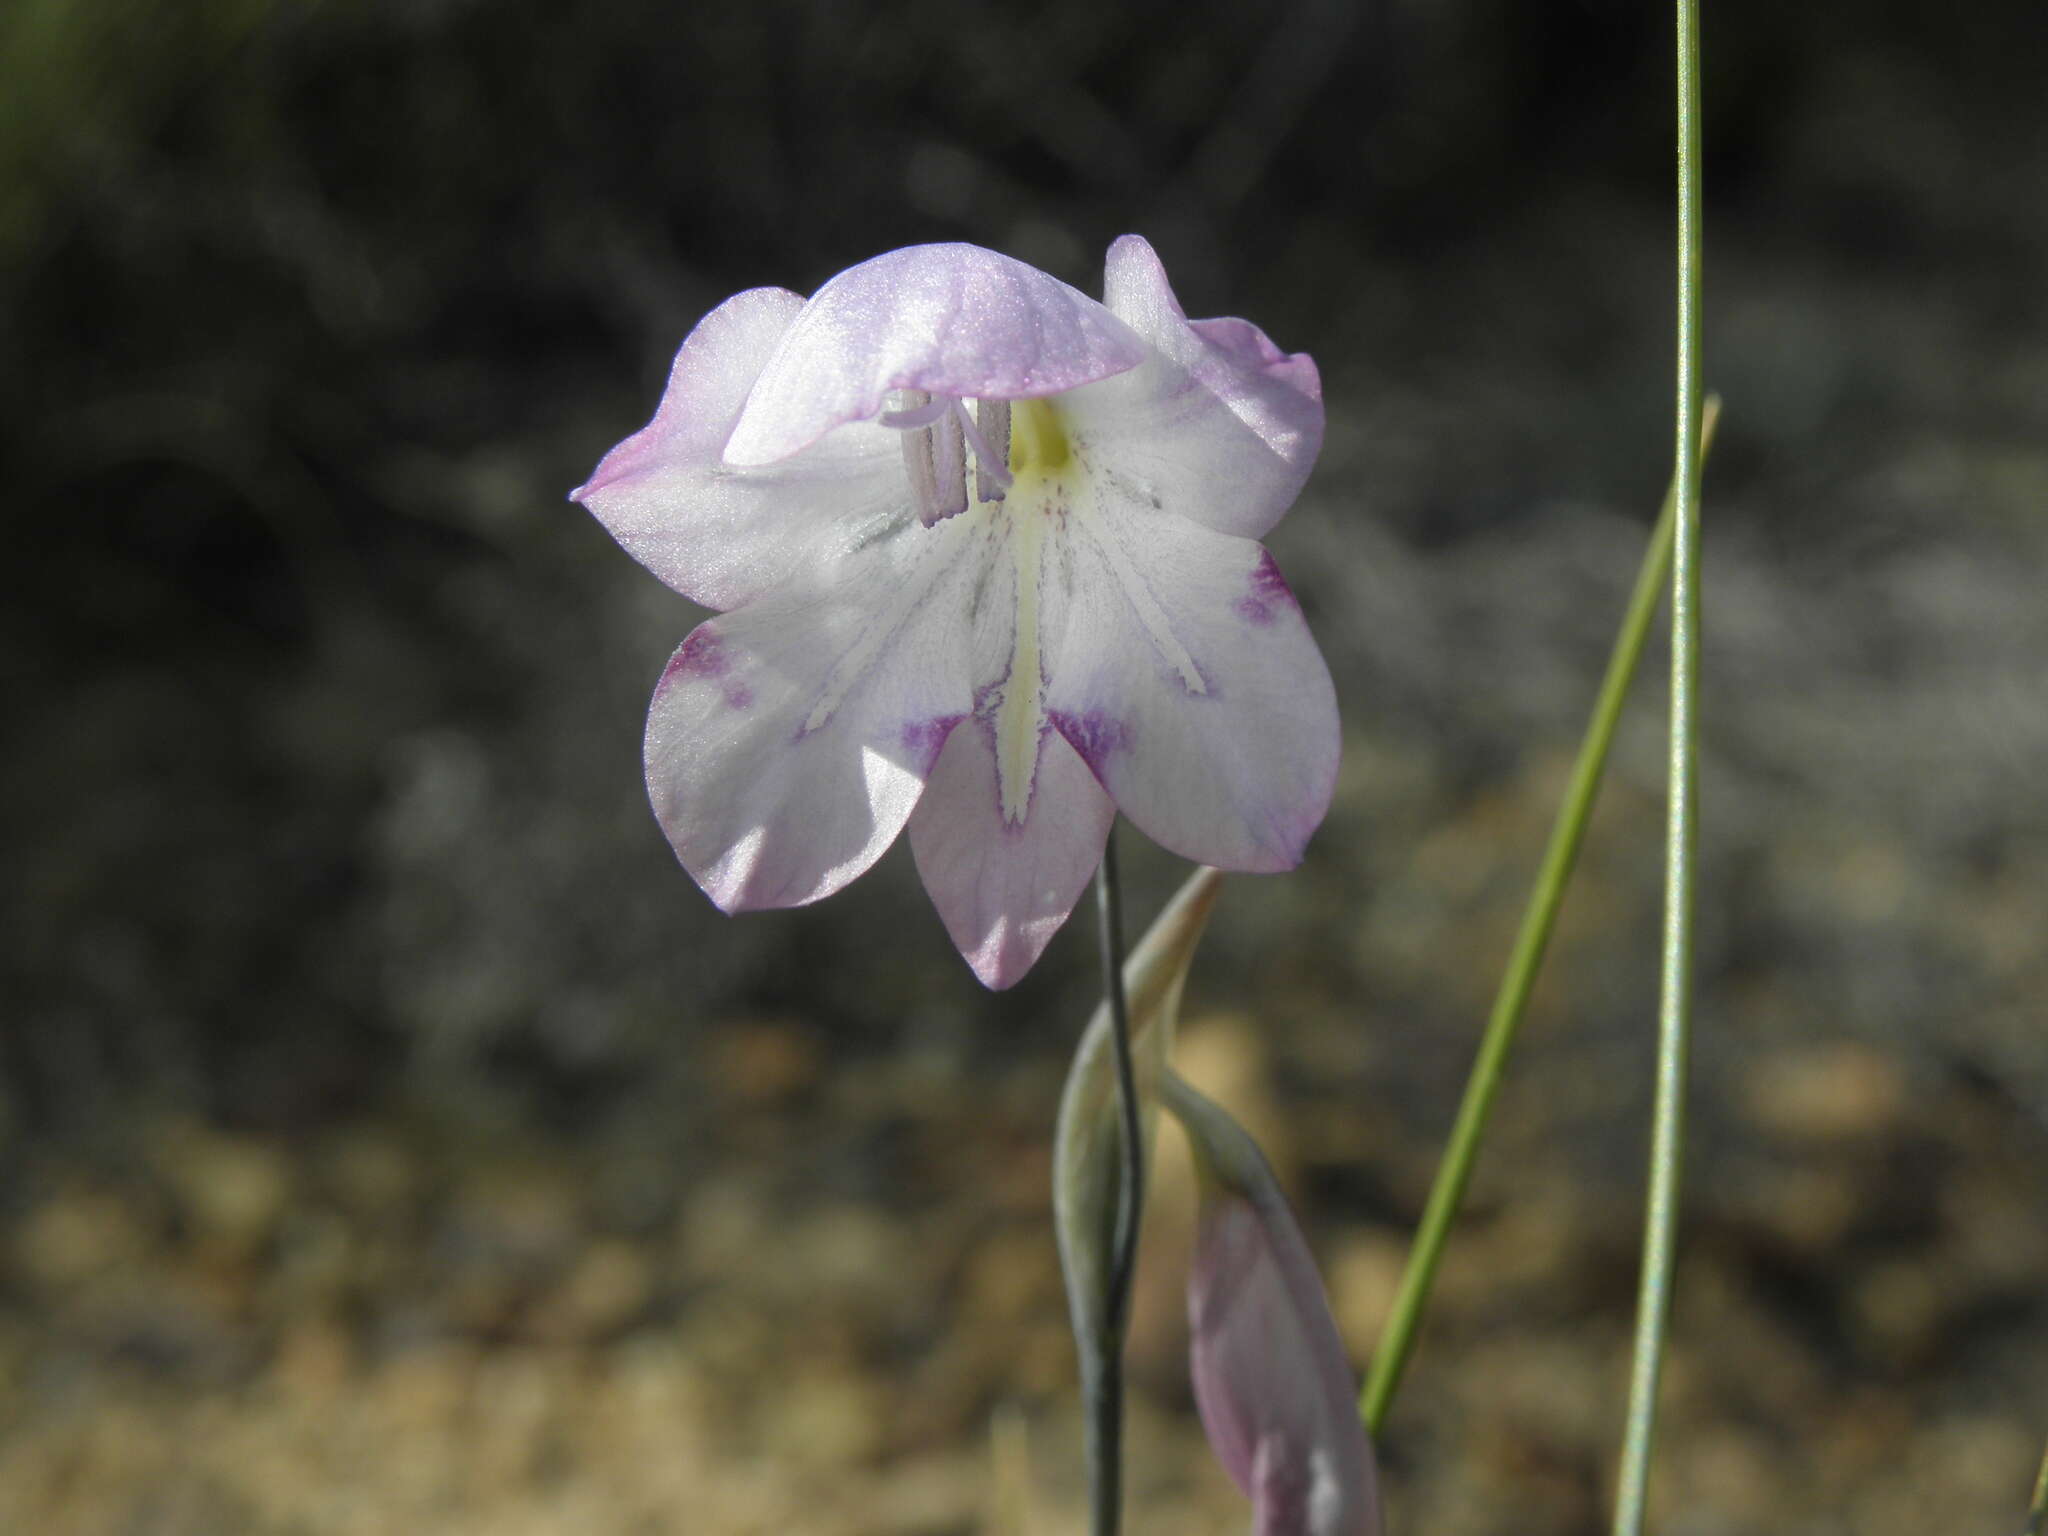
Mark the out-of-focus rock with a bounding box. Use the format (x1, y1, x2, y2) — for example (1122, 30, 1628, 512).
(763, 1367, 890, 1470)
(1737, 1162, 1865, 1255)
(1676, 1425, 1782, 1526)
(1851, 1257, 1947, 1366)
(958, 1223, 1058, 1330)
(1742, 1042, 1908, 1142)
(714, 1018, 824, 1109)
(156, 1121, 292, 1260)
(1326, 1226, 1409, 1353)
(321, 1125, 419, 1219)
(271, 1319, 356, 1403)
(13, 1184, 149, 1289)
(528, 1239, 654, 1342)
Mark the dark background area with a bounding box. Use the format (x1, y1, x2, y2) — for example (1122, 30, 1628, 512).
(2, 1, 2044, 1531)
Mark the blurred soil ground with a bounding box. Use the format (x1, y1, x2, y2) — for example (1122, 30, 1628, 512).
(2, 2, 2046, 1532)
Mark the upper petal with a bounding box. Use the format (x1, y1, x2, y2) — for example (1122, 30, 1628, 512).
(572, 286, 904, 611)
(643, 511, 983, 911)
(1060, 233, 1324, 541)
(1045, 499, 1339, 873)
(724, 243, 1148, 467)
(908, 719, 1115, 989)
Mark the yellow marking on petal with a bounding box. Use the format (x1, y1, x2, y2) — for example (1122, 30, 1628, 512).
(990, 507, 1049, 824)
(977, 401, 1069, 823)
(1010, 398, 1072, 477)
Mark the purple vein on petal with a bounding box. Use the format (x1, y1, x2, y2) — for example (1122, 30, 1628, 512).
(1072, 492, 1206, 694)
(798, 515, 976, 740)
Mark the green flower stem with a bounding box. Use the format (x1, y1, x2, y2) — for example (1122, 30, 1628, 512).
(1612, 0, 1705, 1529)
(1359, 397, 1720, 1436)
(1086, 826, 1140, 1536)
(2025, 1437, 2048, 1536)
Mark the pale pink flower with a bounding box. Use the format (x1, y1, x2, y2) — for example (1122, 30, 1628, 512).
(573, 237, 1336, 987)
(1167, 1073, 1384, 1536)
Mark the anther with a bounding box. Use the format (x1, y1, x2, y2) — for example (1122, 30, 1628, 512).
(888, 392, 1002, 524)
(926, 399, 968, 523)
(894, 391, 966, 526)
(968, 400, 1013, 503)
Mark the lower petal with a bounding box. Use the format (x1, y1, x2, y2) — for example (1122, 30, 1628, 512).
(1046, 507, 1338, 872)
(908, 719, 1115, 989)
(644, 517, 980, 910)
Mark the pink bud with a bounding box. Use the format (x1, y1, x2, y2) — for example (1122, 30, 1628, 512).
(1171, 1076, 1383, 1536)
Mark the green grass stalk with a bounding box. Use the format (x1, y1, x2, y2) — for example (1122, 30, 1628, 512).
(1359, 397, 1719, 1436)
(1611, 0, 1705, 1528)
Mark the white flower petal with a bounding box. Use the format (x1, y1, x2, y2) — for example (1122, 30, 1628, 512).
(573, 286, 903, 611)
(1061, 234, 1323, 541)
(644, 513, 985, 910)
(908, 719, 1115, 990)
(1045, 499, 1338, 872)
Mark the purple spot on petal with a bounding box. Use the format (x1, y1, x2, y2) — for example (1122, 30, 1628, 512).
(1235, 552, 1298, 627)
(1050, 708, 1132, 774)
(673, 627, 730, 680)
(664, 628, 750, 710)
(901, 714, 965, 768)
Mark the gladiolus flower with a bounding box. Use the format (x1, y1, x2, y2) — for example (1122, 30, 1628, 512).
(573, 237, 1337, 987)
(1166, 1073, 1383, 1536)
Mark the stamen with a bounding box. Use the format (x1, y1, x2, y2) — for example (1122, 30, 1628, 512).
(892, 390, 971, 525)
(966, 399, 1013, 502)
(898, 390, 943, 524)
(927, 400, 968, 523)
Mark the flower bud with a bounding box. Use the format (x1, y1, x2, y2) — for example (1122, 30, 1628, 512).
(1165, 1073, 1383, 1536)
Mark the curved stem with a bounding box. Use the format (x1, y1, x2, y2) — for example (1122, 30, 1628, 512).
(1613, 0, 1705, 1528)
(1099, 832, 1141, 1335)
(1085, 827, 1140, 1536)
(2025, 1436, 2048, 1536)
(1360, 398, 1721, 1435)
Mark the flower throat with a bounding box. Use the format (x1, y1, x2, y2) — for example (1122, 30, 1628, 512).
(884, 393, 1073, 527)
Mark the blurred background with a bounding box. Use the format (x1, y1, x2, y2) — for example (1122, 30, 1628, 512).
(3, 0, 2045, 1531)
